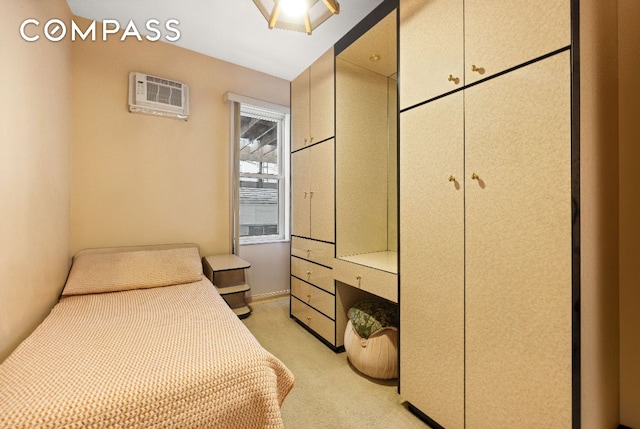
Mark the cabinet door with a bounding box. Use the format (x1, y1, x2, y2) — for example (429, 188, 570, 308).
(291, 69, 310, 152)
(465, 0, 570, 85)
(400, 92, 465, 428)
(399, 0, 463, 109)
(465, 52, 571, 427)
(309, 47, 335, 144)
(309, 139, 335, 243)
(291, 148, 310, 238)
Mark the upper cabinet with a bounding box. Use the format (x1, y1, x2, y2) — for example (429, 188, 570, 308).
(399, 0, 570, 109)
(291, 69, 310, 152)
(291, 47, 335, 152)
(291, 139, 335, 243)
(399, 0, 463, 110)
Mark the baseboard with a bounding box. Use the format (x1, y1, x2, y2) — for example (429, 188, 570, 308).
(406, 403, 445, 429)
(247, 289, 290, 302)
(618, 425, 633, 429)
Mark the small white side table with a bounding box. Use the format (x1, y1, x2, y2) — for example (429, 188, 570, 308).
(203, 254, 251, 319)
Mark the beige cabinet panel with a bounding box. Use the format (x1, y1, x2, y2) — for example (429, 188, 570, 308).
(465, 0, 570, 84)
(291, 277, 335, 319)
(291, 257, 335, 294)
(291, 140, 334, 242)
(399, 92, 465, 428)
(309, 139, 335, 242)
(291, 297, 336, 344)
(291, 47, 335, 152)
(399, 0, 569, 105)
(309, 47, 335, 145)
(333, 258, 398, 303)
(464, 52, 572, 427)
(291, 69, 310, 152)
(291, 148, 310, 237)
(399, 0, 463, 109)
(291, 237, 334, 268)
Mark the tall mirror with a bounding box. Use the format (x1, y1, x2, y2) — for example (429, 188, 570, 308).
(335, 9, 397, 274)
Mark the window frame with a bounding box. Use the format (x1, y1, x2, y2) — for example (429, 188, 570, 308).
(237, 103, 290, 245)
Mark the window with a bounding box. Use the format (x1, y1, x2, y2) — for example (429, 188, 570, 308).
(238, 104, 289, 244)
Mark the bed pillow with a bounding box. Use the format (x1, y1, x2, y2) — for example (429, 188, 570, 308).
(62, 244, 203, 296)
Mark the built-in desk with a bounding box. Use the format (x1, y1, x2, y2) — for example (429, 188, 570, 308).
(333, 253, 398, 304)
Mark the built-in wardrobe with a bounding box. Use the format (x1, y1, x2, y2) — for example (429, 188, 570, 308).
(290, 0, 578, 426)
(289, 47, 339, 346)
(399, 0, 576, 428)
(290, 2, 400, 351)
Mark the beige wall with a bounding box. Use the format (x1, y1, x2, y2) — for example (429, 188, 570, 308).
(70, 17, 289, 257)
(239, 242, 291, 301)
(580, 1, 620, 428)
(0, 0, 72, 361)
(618, 0, 640, 426)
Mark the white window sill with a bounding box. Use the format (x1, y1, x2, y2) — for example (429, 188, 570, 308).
(239, 237, 290, 246)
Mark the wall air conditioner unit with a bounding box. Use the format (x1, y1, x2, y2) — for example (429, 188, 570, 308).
(128, 72, 189, 120)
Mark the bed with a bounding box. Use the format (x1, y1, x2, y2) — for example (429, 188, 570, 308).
(0, 244, 294, 428)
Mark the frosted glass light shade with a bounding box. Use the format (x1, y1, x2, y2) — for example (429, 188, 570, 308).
(252, 0, 340, 35)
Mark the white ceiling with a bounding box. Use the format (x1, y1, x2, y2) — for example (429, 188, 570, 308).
(65, 0, 384, 81)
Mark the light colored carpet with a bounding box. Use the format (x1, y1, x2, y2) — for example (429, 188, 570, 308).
(243, 297, 430, 429)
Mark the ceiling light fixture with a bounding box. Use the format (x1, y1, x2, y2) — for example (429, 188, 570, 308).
(253, 0, 340, 35)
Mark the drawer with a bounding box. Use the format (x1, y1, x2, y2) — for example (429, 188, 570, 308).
(291, 277, 335, 319)
(291, 257, 335, 294)
(291, 297, 336, 345)
(291, 237, 334, 267)
(333, 258, 398, 303)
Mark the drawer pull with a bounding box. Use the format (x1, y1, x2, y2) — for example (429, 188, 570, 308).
(448, 74, 460, 84)
(307, 294, 312, 302)
(306, 316, 312, 322)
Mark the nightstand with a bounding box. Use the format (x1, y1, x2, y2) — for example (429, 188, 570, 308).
(202, 254, 251, 319)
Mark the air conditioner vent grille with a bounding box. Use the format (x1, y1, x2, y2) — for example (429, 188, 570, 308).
(146, 82, 183, 107)
(128, 72, 189, 120)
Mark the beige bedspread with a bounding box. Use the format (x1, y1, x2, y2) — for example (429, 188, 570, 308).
(0, 279, 294, 428)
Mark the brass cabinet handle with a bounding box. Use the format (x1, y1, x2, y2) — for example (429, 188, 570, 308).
(471, 65, 485, 74)
(309, 191, 314, 198)
(471, 172, 479, 180)
(449, 175, 456, 182)
(448, 74, 460, 84)
(303, 191, 308, 199)
(307, 316, 312, 322)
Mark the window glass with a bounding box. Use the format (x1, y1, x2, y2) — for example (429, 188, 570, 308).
(239, 105, 288, 243)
